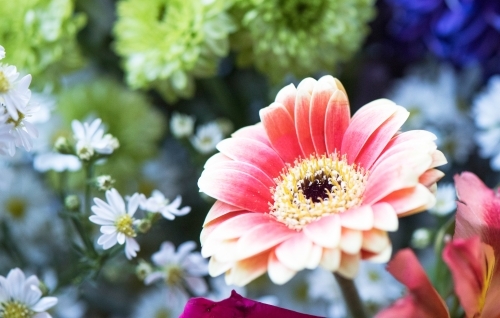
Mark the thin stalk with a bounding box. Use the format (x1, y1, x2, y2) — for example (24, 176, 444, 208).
(334, 273, 367, 318)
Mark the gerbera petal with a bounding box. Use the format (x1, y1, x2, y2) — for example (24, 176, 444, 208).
(201, 211, 248, 245)
(355, 106, 409, 169)
(260, 103, 302, 164)
(204, 153, 232, 169)
(325, 90, 350, 154)
(339, 205, 373, 230)
(372, 202, 399, 231)
(339, 228, 363, 254)
(212, 239, 240, 263)
(198, 169, 271, 212)
(341, 99, 398, 164)
(362, 244, 392, 263)
(305, 244, 323, 269)
(310, 77, 337, 154)
(231, 123, 271, 146)
(337, 252, 360, 279)
(430, 150, 448, 168)
(226, 251, 270, 287)
(319, 247, 341, 271)
(203, 201, 244, 226)
(295, 81, 315, 157)
(419, 169, 445, 188)
(275, 83, 297, 120)
(268, 250, 297, 285)
(236, 223, 296, 261)
(275, 232, 313, 271)
(383, 184, 436, 216)
(207, 161, 275, 189)
(362, 229, 390, 253)
(303, 214, 341, 248)
(217, 137, 285, 178)
(208, 256, 232, 277)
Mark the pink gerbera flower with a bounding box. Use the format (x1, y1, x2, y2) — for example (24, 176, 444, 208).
(198, 76, 446, 286)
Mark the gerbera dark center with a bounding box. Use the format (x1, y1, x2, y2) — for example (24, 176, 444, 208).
(299, 175, 332, 203)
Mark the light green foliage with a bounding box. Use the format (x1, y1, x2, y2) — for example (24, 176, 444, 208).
(0, 0, 86, 86)
(113, 0, 236, 102)
(231, 0, 376, 82)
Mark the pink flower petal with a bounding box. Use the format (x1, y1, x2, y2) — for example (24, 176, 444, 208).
(198, 169, 271, 212)
(325, 90, 350, 154)
(260, 103, 302, 164)
(232, 123, 271, 146)
(217, 137, 285, 179)
(310, 78, 337, 154)
(268, 250, 297, 285)
(295, 85, 315, 157)
(236, 222, 295, 261)
(204, 153, 232, 169)
(372, 202, 399, 231)
(208, 256, 232, 277)
(339, 205, 373, 230)
(226, 252, 270, 286)
(303, 214, 341, 248)
(207, 161, 275, 189)
(362, 244, 392, 263)
(355, 106, 409, 170)
(337, 252, 360, 278)
(305, 244, 323, 269)
(212, 239, 240, 263)
(380, 249, 449, 318)
(339, 228, 362, 254)
(201, 211, 247, 244)
(319, 247, 341, 271)
(275, 83, 297, 120)
(275, 232, 313, 271)
(382, 184, 435, 216)
(341, 99, 398, 164)
(203, 201, 244, 226)
(419, 169, 445, 188)
(361, 229, 390, 253)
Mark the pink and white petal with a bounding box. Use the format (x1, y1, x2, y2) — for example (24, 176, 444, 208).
(260, 103, 302, 164)
(337, 252, 360, 279)
(362, 244, 392, 263)
(339, 228, 363, 254)
(305, 244, 323, 269)
(362, 229, 390, 253)
(341, 99, 398, 164)
(295, 87, 315, 157)
(231, 123, 271, 146)
(340, 205, 373, 230)
(198, 169, 271, 212)
(419, 169, 445, 188)
(217, 137, 285, 178)
(319, 247, 341, 271)
(310, 78, 336, 154)
(207, 161, 275, 189)
(355, 107, 409, 170)
(430, 150, 447, 168)
(203, 201, 245, 226)
(275, 83, 297, 119)
(204, 153, 232, 169)
(325, 90, 350, 154)
(372, 202, 399, 231)
(201, 211, 248, 245)
(382, 184, 436, 216)
(212, 239, 239, 263)
(275, 232, 313, 271)
(376, 139, 437, 169)
(303, 214, 341, 248)
(226, 251, 270, 287)
(268, 250, 297, 285)
(237, 223, 296, 261)
(383, 130, 437, 149)
(208, 256, 232, 277)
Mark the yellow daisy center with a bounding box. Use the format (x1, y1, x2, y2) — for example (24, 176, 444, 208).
(270, 154, 368, 230)
(5, 197, 27, 220)
(164, 264, 184, 286)
(2, 301, 33, 318)
(115, 214, 136, 237)
(6, 110, 25, 127)
(0, 71, 10, 93)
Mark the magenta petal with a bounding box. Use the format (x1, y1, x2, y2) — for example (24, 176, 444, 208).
(180, 291, 322, 318)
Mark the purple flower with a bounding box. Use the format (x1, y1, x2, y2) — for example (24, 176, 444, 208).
(180, 290, 323, 318)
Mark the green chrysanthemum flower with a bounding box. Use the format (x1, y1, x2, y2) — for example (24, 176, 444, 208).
(231, 0, 376, 82)
(113, 0, 236, 102)
(57, 78, 166, 189)
(0, 0, 86, 86)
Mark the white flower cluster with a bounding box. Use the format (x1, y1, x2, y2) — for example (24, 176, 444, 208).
(89, 188, 191, 260)
(0, 45, 39, 156)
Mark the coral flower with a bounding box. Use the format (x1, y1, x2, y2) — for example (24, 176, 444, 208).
(198, 75, 446, 286)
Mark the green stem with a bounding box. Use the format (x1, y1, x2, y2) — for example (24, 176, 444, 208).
(334, 273, 367, 318)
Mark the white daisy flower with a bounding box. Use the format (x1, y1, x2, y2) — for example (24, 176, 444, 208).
(131, 287, 187, 318)
(170, 112, 195, 138)
(473, 75, 500, 170)
(144, 241, 208, 296)
(2, 101, 39, 155)
(0, 268, 58, 318)
(190, 122, 223, 154)
(71, 118, 119, 160)
(0, 46, 5, 60)
(89, 188, 140, 260)
(429, 183, 457, 216)
(0, 64, 32, 121)
(33, 153, 81, 172)
(0, 122, 14, 156)
(140, 190, 191, 220)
